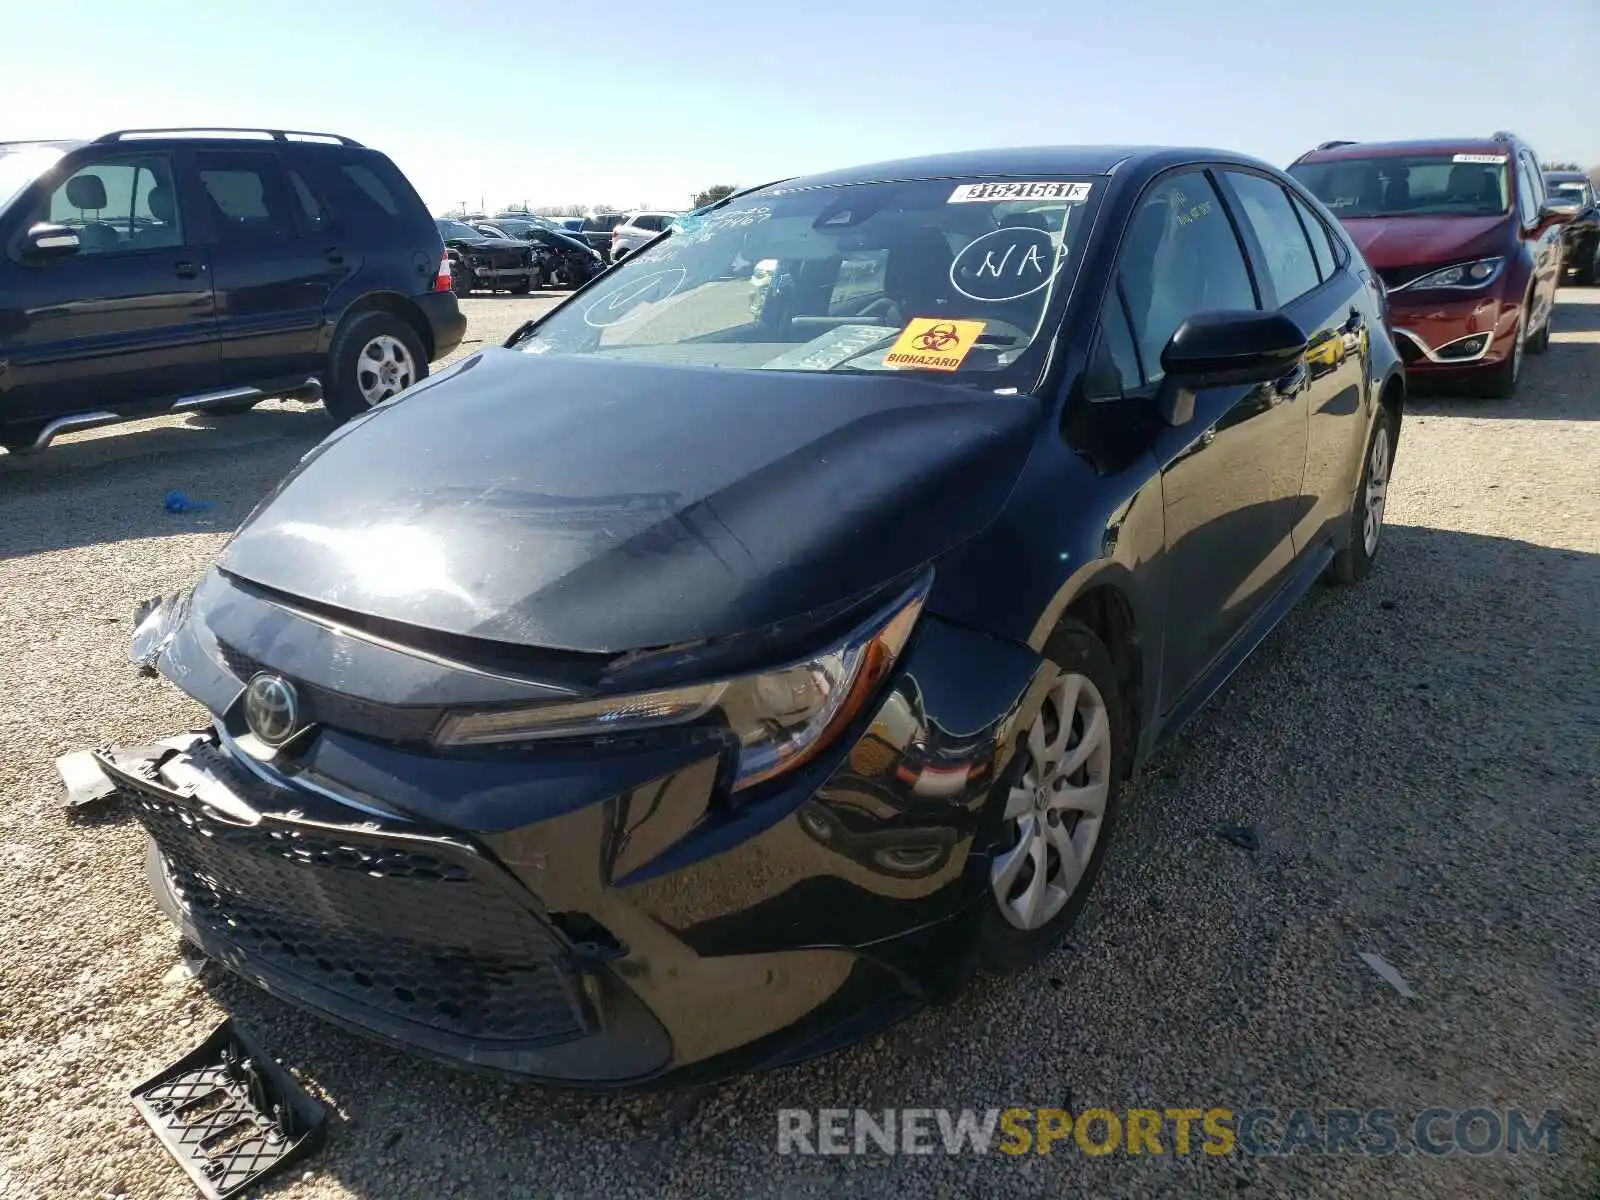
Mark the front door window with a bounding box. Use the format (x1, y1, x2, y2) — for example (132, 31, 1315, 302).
(41, 155, 184, 254)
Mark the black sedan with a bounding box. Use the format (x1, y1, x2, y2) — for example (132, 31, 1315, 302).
(476, 219, 604, 288)
(435, 217, 535, 296)
(88, 145, 1403, 1087)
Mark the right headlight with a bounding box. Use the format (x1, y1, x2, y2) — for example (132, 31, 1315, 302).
(1398, 257, 1504, 292)
(433, 578, 929, 792)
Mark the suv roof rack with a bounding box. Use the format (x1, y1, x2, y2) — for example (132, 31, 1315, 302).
(93, 127, 363, 147)
(1315, 140, 1359, 151)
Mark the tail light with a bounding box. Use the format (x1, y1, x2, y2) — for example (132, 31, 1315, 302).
(434, 251, 452, 293)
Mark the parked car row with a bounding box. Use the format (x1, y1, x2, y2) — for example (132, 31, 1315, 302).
(433, 216, 603, 296)
(24, 111, 1596, 1103)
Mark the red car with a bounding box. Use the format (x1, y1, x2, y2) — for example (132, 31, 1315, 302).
(1290, 134, 1569, 397)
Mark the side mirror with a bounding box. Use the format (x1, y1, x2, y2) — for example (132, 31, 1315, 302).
(1536, 202, 1576, 230)
(21, 222, 80, 260)
(1155, 310, 1308, 426)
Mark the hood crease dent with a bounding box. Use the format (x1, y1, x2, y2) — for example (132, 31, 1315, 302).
(220, 349, 1038, 654)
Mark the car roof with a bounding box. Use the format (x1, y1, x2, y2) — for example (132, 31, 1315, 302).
(747, 145, 1287, 195)
(1543, 170, 1589, 183)
(1295, 138, 1521, 164)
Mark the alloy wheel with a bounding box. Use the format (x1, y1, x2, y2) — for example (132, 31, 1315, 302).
(990, 672, 1113, 931)
(1362, 419, 1390, 557)
(356, 335, 417, 407)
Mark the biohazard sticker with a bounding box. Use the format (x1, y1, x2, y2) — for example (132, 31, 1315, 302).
(1452, 154, 1506, 164)
(884, 318, 986, 372)
(948, 181, 1093, 204)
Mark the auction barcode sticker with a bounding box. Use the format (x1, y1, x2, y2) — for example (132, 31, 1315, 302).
(1452, 154, 1506, 164)
(949, 181, 1093, 204)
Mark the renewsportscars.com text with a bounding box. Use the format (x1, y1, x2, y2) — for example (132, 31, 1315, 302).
(776, 1107, 1562, 1158)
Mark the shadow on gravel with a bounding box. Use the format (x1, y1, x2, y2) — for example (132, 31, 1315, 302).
(1548, 292, 1600, 334)
(0, 406, 329, 560)
(148, 526, 1599, 1199)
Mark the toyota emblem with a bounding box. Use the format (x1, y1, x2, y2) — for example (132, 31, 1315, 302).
(243, 673, 301, 745)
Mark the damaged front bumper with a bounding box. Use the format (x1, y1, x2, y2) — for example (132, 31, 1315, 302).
(68, 572, 1045, 1087)
(89, 732, 675, 1083)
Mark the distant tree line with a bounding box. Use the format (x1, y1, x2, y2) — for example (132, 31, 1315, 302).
(692, 184, 738, 208)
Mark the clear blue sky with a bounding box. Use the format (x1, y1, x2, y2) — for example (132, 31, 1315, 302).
(4, 0, 1595, 214)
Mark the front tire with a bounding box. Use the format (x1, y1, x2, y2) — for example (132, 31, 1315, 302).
(1330, 405, 1393, 585)
(1483, 305, 1527, 399)
(321, 311, 428, 426)
(980, 620, 1125, 973)
(1576, 241, 1599, 287)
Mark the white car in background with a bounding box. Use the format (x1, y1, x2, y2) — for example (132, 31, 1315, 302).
(610, 211, 682, 260)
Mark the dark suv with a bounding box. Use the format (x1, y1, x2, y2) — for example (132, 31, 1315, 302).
(0, 127, 465, 452)
(1289, 134, 1570, 397)
(1543, 170, 1599, 284)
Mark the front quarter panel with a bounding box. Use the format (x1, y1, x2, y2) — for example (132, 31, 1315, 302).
(924, 413, 1167, 758)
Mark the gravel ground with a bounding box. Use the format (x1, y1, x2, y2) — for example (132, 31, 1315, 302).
(1, 291, 1596, 1200)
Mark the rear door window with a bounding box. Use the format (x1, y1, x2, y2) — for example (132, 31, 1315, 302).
(1223, 171, 1322, 304)
(196, 151, 297, 244)
(1290, 192, 1339, 281)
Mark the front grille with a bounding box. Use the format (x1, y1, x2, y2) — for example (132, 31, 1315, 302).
(127, 786, 593, 1047)
(214, 643, 442, 744)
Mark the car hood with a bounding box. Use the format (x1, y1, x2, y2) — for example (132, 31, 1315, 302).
(1339, 214, 1510, 270)
(544, 231, 597, 255)
(445, 236, 525, 251)
(218, 349, 1038, 653)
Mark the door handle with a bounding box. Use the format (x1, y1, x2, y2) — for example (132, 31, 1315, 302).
(174, 260, 200, 279)
(324, 247, 345, 265)
(1274, 362, 1310, 401)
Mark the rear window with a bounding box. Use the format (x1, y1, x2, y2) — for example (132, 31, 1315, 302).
(1548, 180, 1593, 207)
(583, 214, 625, 232)
(324, 151, 425, 226)
(343, 163, 398, 215)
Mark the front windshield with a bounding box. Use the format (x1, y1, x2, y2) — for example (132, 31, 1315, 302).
(1548, 181, 1592, 207)
(514, 176, 1098, 382)
(437, 219, 480, 240)
(1290, 154, 1510, 217)
(0, 145, 67, 213)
